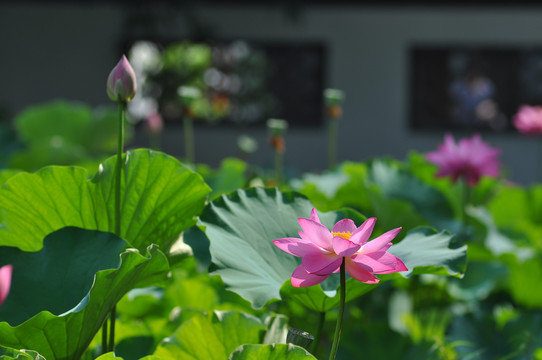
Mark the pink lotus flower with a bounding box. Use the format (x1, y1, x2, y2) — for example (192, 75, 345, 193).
(273, 209, 407, 287)
(513, 105, 542, 134)
(426, 134, 500, 187)
(0, 264, 13, 307)
(146, 112, 164, 134)
(107, 55, 137, 103)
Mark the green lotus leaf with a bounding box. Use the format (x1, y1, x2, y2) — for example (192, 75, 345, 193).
(200, 188, 347, 309)
(0, 227, 126, 326)
(198, 158, 248, 200)
(94, 353, 123, 360)
(154, 311, 265, 360)
(201, 188, 467, 311)
(0, 242, 170, 360)
(0, 149, 210, 252)
(228, 344, 317, 360)
(0, 348, 45, 360)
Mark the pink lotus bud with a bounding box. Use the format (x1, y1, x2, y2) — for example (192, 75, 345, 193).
(107, 55, 137, 102)
(0, 264, 13, 307)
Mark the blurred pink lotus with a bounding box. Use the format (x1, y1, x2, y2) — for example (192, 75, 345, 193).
(0, 264, 13, 307)
(426, 134, 500, 186)
(146, 112, 163, 135)
(513, 105, 542, 134)
(273, 209, 406, 287)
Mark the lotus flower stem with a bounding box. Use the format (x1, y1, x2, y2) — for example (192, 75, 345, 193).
(104, 55, 135, 354)
(328, 118, 338, 170)
(101, 324, 107, 354)
(460, 178, 470, 236)
(183, 115, 195, 164)
(324, 88, 344, 170)
(115, 102, 125, 235)
(329, 258, 345, 360)
(310, 311, 326, 354)
(107, 101, 126, 352)
(274, 150, 283, 186)
(108, 305, 117, 352)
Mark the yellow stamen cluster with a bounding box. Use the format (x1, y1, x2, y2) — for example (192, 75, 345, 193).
(332, 231, 352, 240)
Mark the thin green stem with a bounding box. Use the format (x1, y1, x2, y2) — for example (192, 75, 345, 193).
(108, 101, 126, 353)
(108, 306, 116, 352)
(101, 320, 108, 354)
(149, 132, 161, 151)
(329, 258, 346, 360)
(460, 178, 470, 237)
(310, 311, 326, 354)
(183, 115, 195, 163)
(115, 102, 125, 236)
(328, 118, 338, 171)
(275, 150, 283, 186)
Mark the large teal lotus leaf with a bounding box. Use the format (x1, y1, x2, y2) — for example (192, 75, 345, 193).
(0, 243, 170, 360)
(0, 149, 210, 252)
(388, 227, 466, 278)
(200, 188, 347, 309)
(229, 344, 317, 359)
(200, 188, 466, 311)
(283, 228, 466, 312)
(153, 311, 265, 360)
(201, 188, 467, 311)
(0, 227, 125, 326)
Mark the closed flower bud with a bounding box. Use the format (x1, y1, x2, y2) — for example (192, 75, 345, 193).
(107, 55, 137, 102)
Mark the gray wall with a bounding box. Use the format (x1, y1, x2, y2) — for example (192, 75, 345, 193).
(2, 3, 541, 183)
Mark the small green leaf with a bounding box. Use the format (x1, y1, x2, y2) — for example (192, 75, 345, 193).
(94, 353, 123, 360)
(0, 348, 45, 360)
(228, 344, 317, 359)
(154, 311, 265, 360)
(199, 158, 248, 200)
